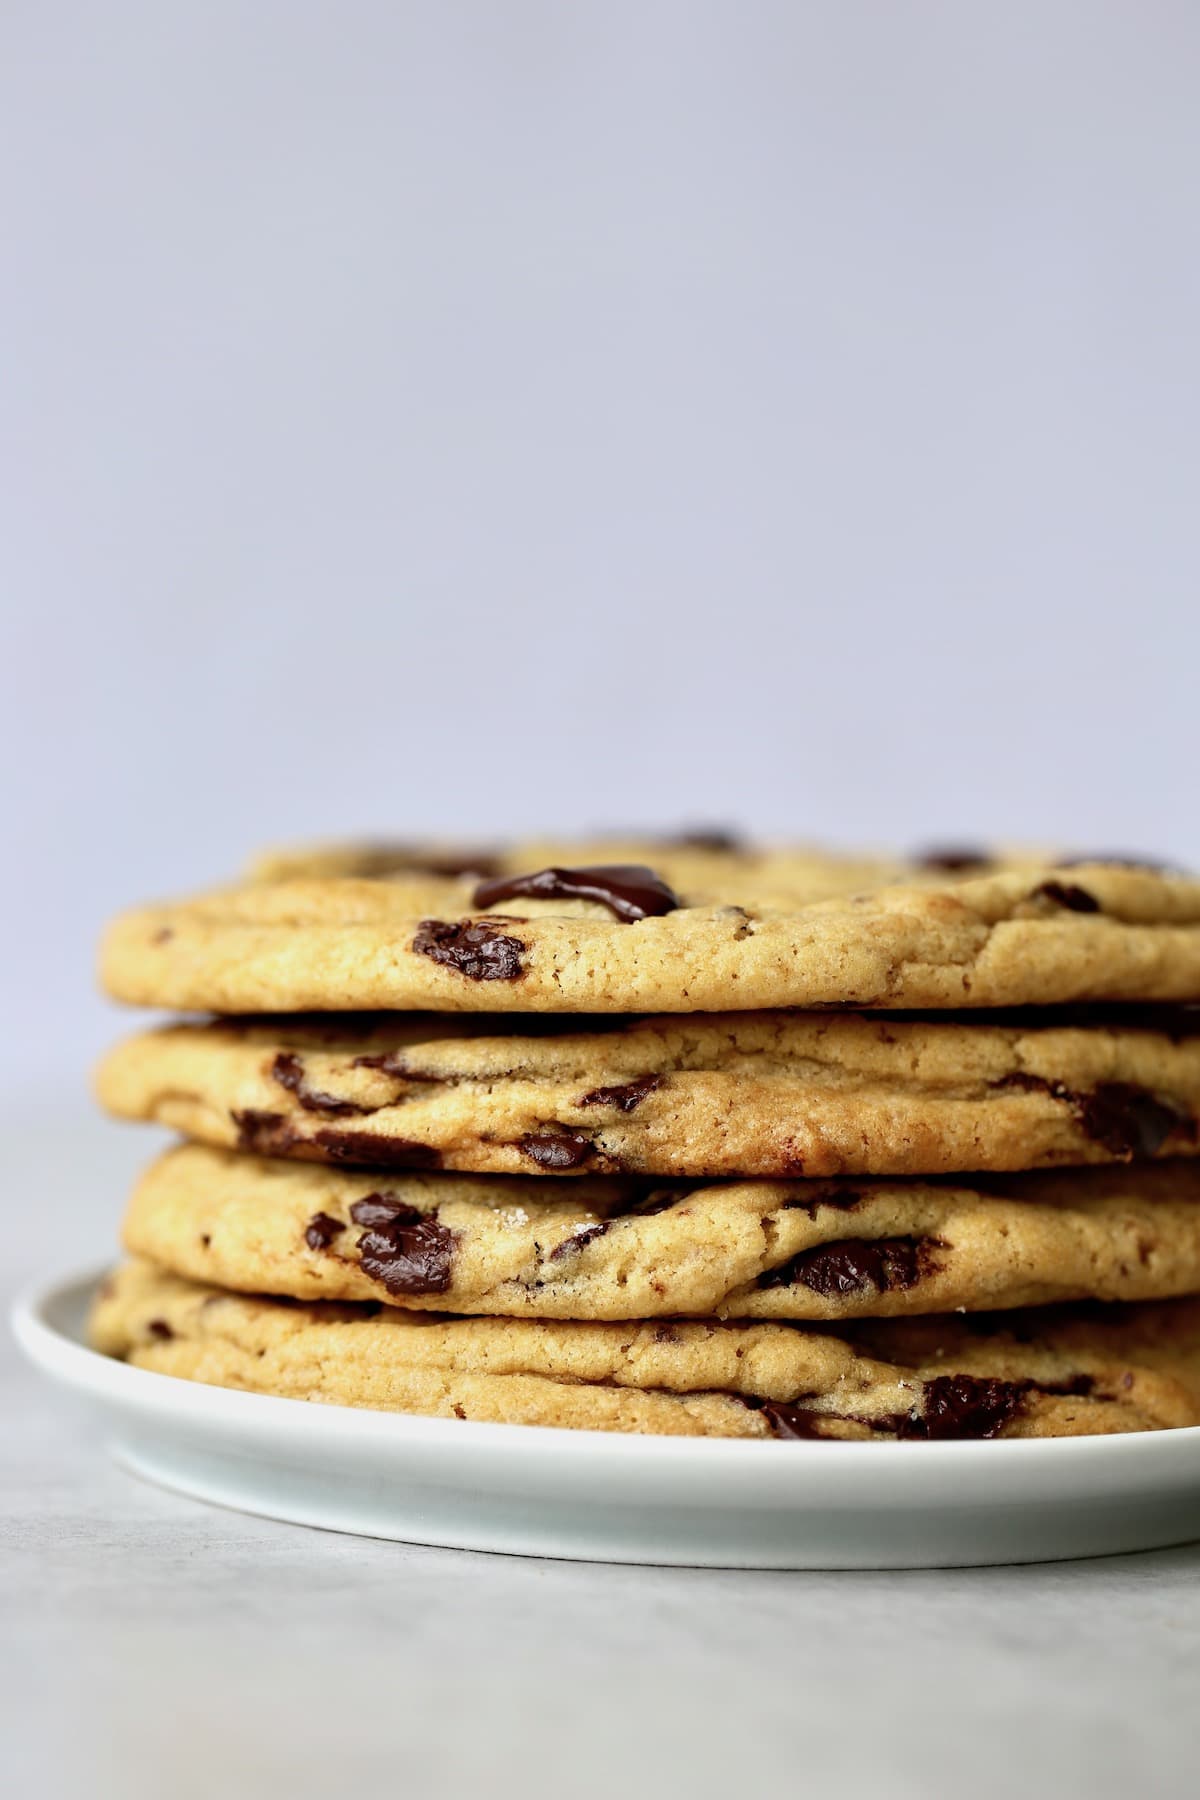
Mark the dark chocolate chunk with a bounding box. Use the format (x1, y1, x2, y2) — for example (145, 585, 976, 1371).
(272, 1051, 371, 1117)
(349, 1195, 456, 1296)
(548, 1221, 611, 1261)
(412, 918, 526, 980)
(472, 864, 680, 923)
(1074, 1083, 1192, 1158)
(914, 846, 992, 872)
(781, 1187, 864, 1221)
(146, 1318, 174, 1341)
(760, 1236, 939, 1297)
(899, 1374, 1029, 1440)
(759, 1399, 829, 1440)
(233, 1109, 296, 1155)
(1030, 881, 1101, 914)
(519, 1131, 596, 1171)
(304, 1211, 346, 1251)
(348, 1194, 419, 1229)
(351, 1050, 447, 1083)
(577, 1074, 663, 1113)
(311, 1127, 443, 1169)
(669, 827, 743, 852)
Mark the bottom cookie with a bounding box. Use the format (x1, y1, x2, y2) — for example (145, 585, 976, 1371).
(92, 1260, 1200, 1440)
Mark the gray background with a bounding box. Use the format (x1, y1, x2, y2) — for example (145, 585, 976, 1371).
(4, 1, 1200, 1087)
(4, 9, 1200, 1795)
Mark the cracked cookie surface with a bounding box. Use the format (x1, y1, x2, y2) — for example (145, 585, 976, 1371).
(91, 1258, 1200, 1438)
(97, 1009, 1200, 1177)
(100, 860, 1200, 1014)
(121, 1143, 1200, 1321)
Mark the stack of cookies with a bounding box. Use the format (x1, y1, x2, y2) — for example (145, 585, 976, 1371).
(91, 837, 1200, 1440)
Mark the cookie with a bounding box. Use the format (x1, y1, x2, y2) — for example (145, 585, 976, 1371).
(96, 1009, 1200, 1178)
(121, 1144, 1200, 1321)
(99, 861, 1200, 1014)
(91, 1259, 1200, 1439)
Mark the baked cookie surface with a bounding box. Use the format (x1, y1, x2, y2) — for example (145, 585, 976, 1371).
(97, 1009, 1200, 1177)
(100, 859, 1200, 1015)
(121, 1143, 1200, 1321)
(92, 1258, 1200, 1439)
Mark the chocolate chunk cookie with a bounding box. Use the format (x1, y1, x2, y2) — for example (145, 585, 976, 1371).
(91, 1259, 1200, 1439)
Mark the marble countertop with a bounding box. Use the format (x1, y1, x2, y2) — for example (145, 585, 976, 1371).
(5, 1105, 1199, 1799)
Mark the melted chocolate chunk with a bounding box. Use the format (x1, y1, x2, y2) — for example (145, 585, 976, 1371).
(311, 1128, 443, 1169)
(781, 1187, 864, 1221)
(548, 1221, 611, 1261)
(899, 1375, 1029, 1440)
(147, 1318, 174, 1341)
(412, 919, 526, 981)
(760, 1236, 939, 1298)
(1030, 881, 1100, 914)
(233, 1109, 296, 1155)
(472, 864, 680, 923)
(577, 1074, 663, 1112)
(349, 1195, 456, 1296)
(759, 1399, 829, 1440)
(1075, 1083, 1192, 1158)
(519, 1131, 596, 1171)
(304, 1211, 346, 1251)
(669, 827, 743, 852)
(994, 1074, 1193, 1157)
(348, 1195, 415, 1228)
(272, 1052, 371, 1117)
(351, 1050, 447, 1083)
(914, 846, 992, 872)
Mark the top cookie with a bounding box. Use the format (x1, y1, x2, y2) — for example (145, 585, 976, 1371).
(100, 852, 1200, 1015)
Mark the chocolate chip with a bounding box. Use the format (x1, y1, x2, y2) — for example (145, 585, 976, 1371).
(349, 1195, 456, 1296)
(348, 1194, 417, 1228)
(914, 846, 992, 872)
(351, 1051, 447, 1083)
(669, 827, 743, 852)
(1030, 881, 1101, 913)
(759, 1400, 829, 1439)
(995, 1073, 1193, 1158)
(548, 1221, 610, 1260)
(472, 864, 680, 923)
(147, 1318, 174, 1341)
(519, 1131, 596, 1171)
(311, 1128, 443, 1169)
(760, 1236, 940, 1297)
(152, 927, 174, 945)
(412, 918, 526, 980)
(1036, 1374, 1096, 1398)
(272, 1052, 371, 1116)
(304, 1211, 345, 1250)
(781, 1187, 865, 1221)
(899, 1375, 1029, 1440)
(1075, 1083, 1193, 1158)
(233, 1109, 296, 1155)
(577, 1075, 663, 1112)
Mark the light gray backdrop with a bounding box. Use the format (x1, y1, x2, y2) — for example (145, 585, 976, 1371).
(4, 2, 1198, 1089)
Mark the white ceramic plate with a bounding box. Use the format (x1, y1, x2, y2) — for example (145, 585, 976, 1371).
(14, 1267, 1200, 1568)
